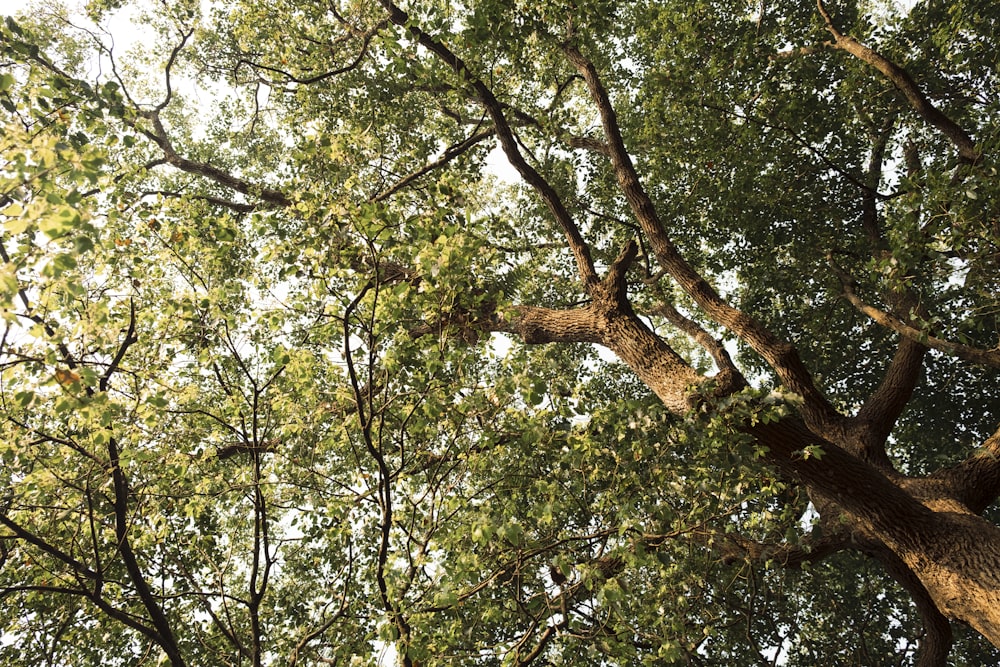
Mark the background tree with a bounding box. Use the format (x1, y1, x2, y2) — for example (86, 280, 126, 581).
(0, 0, 998, 665)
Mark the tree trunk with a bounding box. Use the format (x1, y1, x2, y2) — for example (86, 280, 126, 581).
(747, 420, 1000, 647)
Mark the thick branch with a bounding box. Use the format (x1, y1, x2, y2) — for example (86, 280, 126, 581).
(562, 43, 845, 433)
(409, 254, 703, 413)
(752, 416, 1000, 646)
(649, 297, 747, 396)
(871, 545, 953, 667)
(840, 112, 929, 466)
(852, 336, 927, 453)
(816, 0, 979, 164)
(719, 529, 848, 568)
(934, 426, 1000, 515)
(492, 304, 603, 345)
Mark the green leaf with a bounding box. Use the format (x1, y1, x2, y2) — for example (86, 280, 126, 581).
(38, 206, 80, 239)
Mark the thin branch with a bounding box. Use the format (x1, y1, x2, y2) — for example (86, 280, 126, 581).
(378, 0, 600, 288)
(372, 128, 495, 202)
(834, 268, 1000, 368)
(100, 299, 138, 392)
(145, 190, 260, 213)
(702, 102, 889, 199)
(154, 27, 195, 112)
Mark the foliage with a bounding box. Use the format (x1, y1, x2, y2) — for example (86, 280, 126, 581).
(0, 0, 998, 665)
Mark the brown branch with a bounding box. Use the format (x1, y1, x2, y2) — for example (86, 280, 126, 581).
(561, 42, 846, 433)
(842, 118, 929, 464)
(372, 128, 496, 202)
(770, 45, 824, 60)
(851, 337, 927, 462)
(719, 529, 849, 568)
(407, 270, 703, 413)
(490, 304, 605, 346)
(816, 0, 979, 164)
(378, 0, 600, 288)
(862, 541, 954, 667)
(836, 273, 1000, 368)
(565, 135, 610, 155)
(934, 425, 1000, 515)
(649, 296, 747, 396)
(0, 511, 178, 643)
(137, 111, 291, 208)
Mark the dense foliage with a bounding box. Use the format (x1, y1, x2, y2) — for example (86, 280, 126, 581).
(1, 0, 998, 665)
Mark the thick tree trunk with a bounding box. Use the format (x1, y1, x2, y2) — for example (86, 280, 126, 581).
(890, 511, 1000, 645)
(747, 421, 1000, 647)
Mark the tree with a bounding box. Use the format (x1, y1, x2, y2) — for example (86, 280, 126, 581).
(0, 0, 998, 664)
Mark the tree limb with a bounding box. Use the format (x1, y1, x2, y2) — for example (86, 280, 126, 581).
(934, 425, 1000, 515)
(816, 0, 980, 164)
(378, 0, 600, 288)
(561, 41, 846, 434)
(373, 128, 496, 202)
(835, 270, 1000, 368)
(649, 296, 747, 397)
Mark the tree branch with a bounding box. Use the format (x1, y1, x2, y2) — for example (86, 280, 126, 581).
(816, 0, 980, 164)
(719, 529, 848, 568)
(862, 540, 954, 667)
(561, 42, 846, 433)
(378, 0, 600, 288)
(835, 270, 1000, 368)
(136, 111, 291, 208)
(934, 425, 1000, 515)
(852, 336, 927, 458)
(649, 295, 747, 397)
(372, 128, 496, 202)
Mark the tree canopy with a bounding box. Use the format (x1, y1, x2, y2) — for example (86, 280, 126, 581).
(1, 0, 999, 665)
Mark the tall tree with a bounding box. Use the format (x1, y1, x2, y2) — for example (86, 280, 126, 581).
(1, 0, 998, 665)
